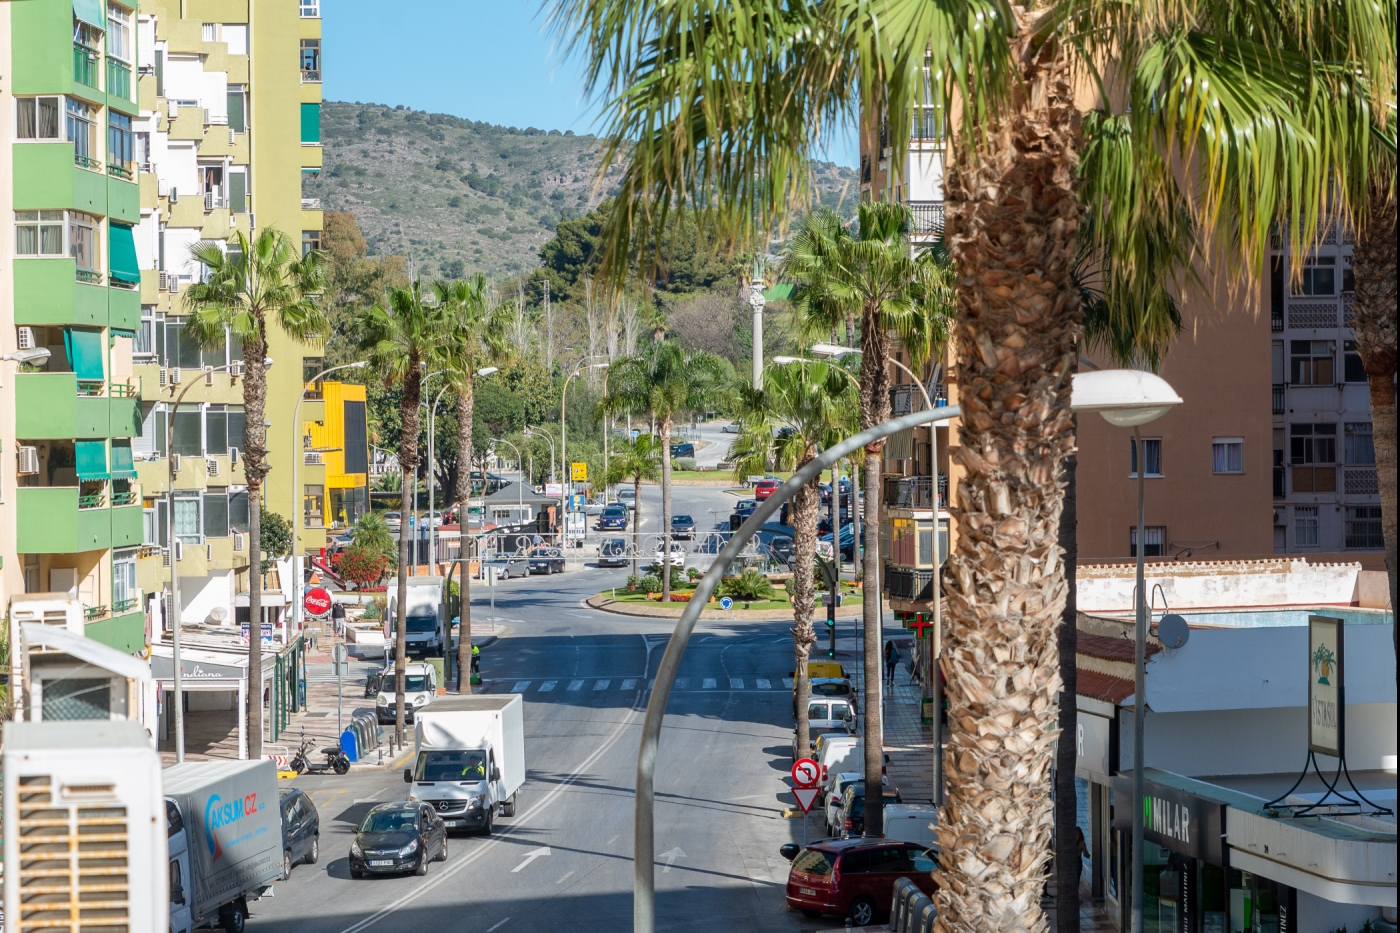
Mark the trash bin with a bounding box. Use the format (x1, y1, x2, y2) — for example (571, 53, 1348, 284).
(340, 730, 359, 763)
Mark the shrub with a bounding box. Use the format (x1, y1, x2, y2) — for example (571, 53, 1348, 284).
(719, 569, 774, 601)
(674, 457, 697, 471)
(638, 574, 662, 594)
(686, 567, 700, 582)
(339, 546, 390, 587)
(625, 573, 640, 590)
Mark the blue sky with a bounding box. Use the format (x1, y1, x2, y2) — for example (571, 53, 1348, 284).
(323, 0, 858, 166)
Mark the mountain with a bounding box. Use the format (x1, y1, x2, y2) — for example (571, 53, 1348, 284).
(305, 101, 860, 282)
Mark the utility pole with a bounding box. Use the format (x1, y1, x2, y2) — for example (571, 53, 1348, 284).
(543, 279, 553, 374)
(747, 283, 765, 390)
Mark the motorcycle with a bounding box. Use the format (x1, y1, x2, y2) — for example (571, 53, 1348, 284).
(291, 732, 351, 775)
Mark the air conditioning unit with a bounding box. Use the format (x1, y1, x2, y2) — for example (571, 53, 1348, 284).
(17, 446, 40, 475)
(17, 326, 36, 350)
(229, 447, 240, 465)
(1273, 509, 1285, 526)
(228, 128, 236, 145)
(169, 367, 181, 385)
(304, 452, 323, 465)
(171, 453, 181, 472)
(168, 277, 179, 294)
(206, 458, 218, 476)
(167, 99, 179, 118)
(202, 108, 210, 125)
(158, 271, 168, 290)
(173, 540, 183, 561)
(233, 531, 245, 552)
(204, 365, 214, 385)
(158, 367, 168, 387)
(204, 191, 216, 211)
(169, 187, 178, 204)
(1, 722, 167, 933)
(229, 360, 244, 377)
(162, 548, 171, 567)
(205, 543, 213, 561)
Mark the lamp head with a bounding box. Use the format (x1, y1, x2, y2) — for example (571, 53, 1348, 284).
(810, 343, 858, 358)
(1070, 370, 1183, 427)
(3, 348, 52, 365)
(476, 366, 499, 377)
(349, 360, 369, 369)
(772, 356, 811, 365)
(264, 357, 274, 369)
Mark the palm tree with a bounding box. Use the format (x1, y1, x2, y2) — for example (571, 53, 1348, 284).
(603, 341, 728, 601)
(436, 275, 513, 694)
(728, 360, 857, 760)
(354, 281, 450, 743)
(784, 202, 948, 836)
(603, 434, 664, 577)
(183, 227, 327, 760)
(349, 511, 396, 561)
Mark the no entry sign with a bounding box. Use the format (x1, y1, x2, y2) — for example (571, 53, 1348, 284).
(304, 587, 333, 617)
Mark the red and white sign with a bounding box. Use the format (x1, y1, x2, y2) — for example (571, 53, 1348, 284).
(792, 786, 821, 814)
(304, 587, 333, 617)
(791, 757, 820, 788)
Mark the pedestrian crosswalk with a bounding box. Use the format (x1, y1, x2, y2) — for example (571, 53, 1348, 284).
(483, 675, 806, 695)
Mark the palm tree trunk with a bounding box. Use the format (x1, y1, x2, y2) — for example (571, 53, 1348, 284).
(791, 466, 820, 762)
(243, 335, 268, 760)
(660, 417, 673, 602)
(935, 15, 1082, 927)
(394, 365, 424, 744)
(1056, 446, 1080, 930)
(1348, 190, 1397, 652)
(456, 380, 475, 694)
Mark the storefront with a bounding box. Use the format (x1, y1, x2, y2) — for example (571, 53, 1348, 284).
(1076, 697, 1119, 902)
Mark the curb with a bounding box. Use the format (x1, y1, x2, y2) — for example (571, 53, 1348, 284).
(585, 592, 870, 621)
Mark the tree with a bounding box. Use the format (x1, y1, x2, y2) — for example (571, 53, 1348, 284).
(728, 359, 857, 760)
(339, 547, 390, 588)
(437, 274, 513, 693)
(355, 281, 450, 743)
(604, 341, 728, 601)
(183, 227, 327, 760)
(602, 434, 664, 577)
(349, 511, 396, 561)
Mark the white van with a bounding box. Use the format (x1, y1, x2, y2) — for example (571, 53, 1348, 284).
(816, 734, 863, 789)
(376, 661, 438, 724)
(882, 803, 939, 848)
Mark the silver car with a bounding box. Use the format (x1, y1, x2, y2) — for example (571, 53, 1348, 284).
(481, 553, 529, 580)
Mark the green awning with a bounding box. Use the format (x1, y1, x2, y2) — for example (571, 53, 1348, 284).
(75, 440, 110, 481)
(72, 0, 104, 28)
(110, 329, 137, 342)
(109, 223, 140, 285)
(110, 442, 138, 479)
(300, 103, 321, 144)
(63, 328, 105, 381)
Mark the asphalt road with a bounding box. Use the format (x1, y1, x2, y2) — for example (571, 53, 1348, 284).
(255, 485, 851, 933)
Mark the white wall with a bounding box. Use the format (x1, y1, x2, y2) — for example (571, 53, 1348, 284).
(1298, 890, 1381, 933)
(162, 55, 204, 103)
(134, 210, 158, 270)
(907, 150, 944, 201)
(177, 569, 235, 625)
(1078, 559, 1361, 612)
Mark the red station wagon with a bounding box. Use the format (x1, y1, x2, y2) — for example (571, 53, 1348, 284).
(753, 478, 780, 500)
(781, 838, 938, 925)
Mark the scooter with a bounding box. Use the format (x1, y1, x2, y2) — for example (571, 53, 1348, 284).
(291, 732, 351, 775)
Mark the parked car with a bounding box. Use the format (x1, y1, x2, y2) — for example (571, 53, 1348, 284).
(278, 788, 321, 878)
(721, 421, 742, 433)
(376, 662, 438, 725)
(781, 838, 938, 925)
(832, 781, 903, 837)
(528, 547, 566, 575)
(670, 442, 696, 458)
(652, 542, 687, 568)
(670, 514, 697, 539)
(792, 724, 855, 762)
(383, 511, 403, 533)
(349, 802, 449, 878)
(818, 523, 858, 562)
(792, 662, 852, 714)
(481, 553, 529, 580)
(805, 696, 856, 732)
(617, 486, 637, 509)
(823, 773, 862, 835)
(729, 499, 758, 530)
(584, 499, 613, 515)
(597, 505, 629, 530)
(597, 536, 630, 568)
(753, 478, 780, 500)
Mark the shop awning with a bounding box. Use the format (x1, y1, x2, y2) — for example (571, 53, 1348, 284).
(72, 0, 105, 28)
(108, 223, 140, 286)
(110, 442, 138, 479)
(63, 328, 105, 381)
(75, 440, 110, 481)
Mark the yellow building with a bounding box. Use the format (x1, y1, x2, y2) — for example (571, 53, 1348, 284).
(304, 381, 369, 532)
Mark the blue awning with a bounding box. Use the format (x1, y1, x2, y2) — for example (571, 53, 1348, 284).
(108, 223, 140, 285)
(63, 328, 105, 381)
(75, 440, 110, 481)
(72, 0, 105, 28)
(110, 442, 138, 479)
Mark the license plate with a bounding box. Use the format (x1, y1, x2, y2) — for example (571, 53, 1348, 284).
(446, 820, 463, 827)
(799, 887, 816, 896)
(368, 860, 394, 867)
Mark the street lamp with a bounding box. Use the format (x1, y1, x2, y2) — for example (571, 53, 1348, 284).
(562, 358, 608, 524)
(289, 360, 368, 639)
(426, 367, 500, 569)
(490, 438, 525, 521)
(746, 256, 768, 390)
(1071, 368, 1182, 933)
(2, 348, 52, 366)
(523, 427, 557, 530)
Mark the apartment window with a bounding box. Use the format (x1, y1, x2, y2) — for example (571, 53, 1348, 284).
(203, 488, 230, 538)
(15, 211, 66, 256)
(229, 489, 250, 532)
(303, 485, 325, 527)
(1212, 438, 1244, 474)
(163, 317, 206, 368)
(108, 111, 134, 176)
(1293, 256, 1336, 296)
(112, 548, 138, 609)
(206, 405, 228, 455)
(201, 22, 221, 42)
(68, 212, 98, 272)
(66, 99, 99, 167)
(23, 554, 41, 594)
(173, 493, 202, 544)
(135, 402, 168, 460)
(1345, 422, 1374, 465)
(302, 230, 322, 255)
(1129, 437, 1163, 478)
(1343, 340, 1367, 383)
(15, 96, 61, 139)
(1129, 526, 1166, 558)
(1345, 506, 1383, 549)
(1290, 423, 1337, 493)
(222, 24, 248, 55)
(172, 404, 202, 456)
(300, 39, 321, 81)
(136, 307, 164, 358)
(303, 357, 325, 385)
(106, 4, 132, 61)
(1290, 340, 1334, 386)
(227, 86, 247, 133)
(201, 164, 225, 208)
(229, 167, 247, 213)
(300, 0, 320, 16)
(1294, 506, 1319, 547)
(228, 406, 246, 451)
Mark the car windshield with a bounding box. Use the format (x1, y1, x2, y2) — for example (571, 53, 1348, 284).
(791, 848, 837, 877)
(603, 508, 626, 517)
(672, 515, 693, 524)
(414, 750, 487, 781)
(812, 682, 850, 696)
(381, 675, 429, 694)
(359, 809, 418, 833)
(389, 614, 437, 634)
(602, 540, 626, 554)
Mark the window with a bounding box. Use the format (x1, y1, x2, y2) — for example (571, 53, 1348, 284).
(23, 554, 41, 595)
(1293, 256, 1337, 296)
(201, 22, 221, 42)
(229, 167, 247, 213)
(106, 4, 132, 61)
(1290, 423, 1337, 493)
(1129, 437, 1163, 477)
(300, 39, 321, 81)
(113, 548, 138, 609)
(108, 111, 134, 177)
(1294, 506, 1319, 547)
(15, 211, 66, 256)
(1345, 506, 1383, 549)
(136, 402, 168, 460)
(300, 0, 320, 16)
(203, 489, 230, 538)
(229, 489, 250, 532)
(172, 404, 202, 456)
(1343, 341, 1367, 383)
(304, 485, 325, 527)
(206, 405, 228, 455)
(227, 86, 247, 133)
(173, 493, 202, 544)
(66, 99, 99, 167)
(1129, 526, 1166, 557)
(302, 230, 322, 255)
(1290, 340, 1334, 386)
(136, 307, 164, 359)
(303, 357, 325, 385)
(16, 96, 61, 139)
(68, 212, 98, 272)
(201, 164, 225, 208)
(228, 406, 247, 451)
(1345, 422, 1374, 465)
(222, 24, 248, 55)
(1212, 438, 1244, 474)
(300, 102, 321, 144)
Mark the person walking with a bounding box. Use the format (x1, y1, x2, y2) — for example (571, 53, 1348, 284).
(883, 640, 899, 687)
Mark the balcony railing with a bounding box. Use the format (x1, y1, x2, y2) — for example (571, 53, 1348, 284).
(1272, 384, 1285, 415)
(112, 489, 139, 506)
(76, 268, 104, 285)
(78, 492, 107, 510)
(83, 604, 110, 622)
(908, 200, 945, 237)
(1271, 306, 1284, 332)
(110, 382, 139, 398)
(107, 161, 134, 181)
(301, 67, 321, 82)
(1287, 300, 1338, 329)
(106, 59, 132, 99)
(113, 595, 140, 614)
(1344, 468, 1378, 496)
(75, 154, 103, 173)
(884, 475, 947, 510)
(301, 197, 323, 210)
(885, 566, 935, 602)
(891, 382, 948, 415)
(77, 380, 106, 397)
(73, 44, 100, 87)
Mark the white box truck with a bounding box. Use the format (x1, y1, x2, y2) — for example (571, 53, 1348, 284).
(163, 760, 283, 933)
(404, 695, 525, 834)
(386, 576, 446, 656)
(3, 721, 168, 933)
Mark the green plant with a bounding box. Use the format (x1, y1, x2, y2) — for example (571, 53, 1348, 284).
(625, 573, 641, 590)
(258, 508, 293, 574)
(719, 569, 774, 602)
(350, 511, 396, 560)
(686, 567, 700, 582)
(638, 574, 662, 595)
(362, 599, 382, 621)
(673, 457, 697, 471)
(339, 545, 390, 587)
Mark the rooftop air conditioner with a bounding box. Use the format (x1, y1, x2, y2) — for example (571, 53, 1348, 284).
(167, 100, 179, 118)
(170, 453, 181, 472)
(157, 271, 168, 290)
(169, 187, 178, 204)
(206, 543, 213, 561)
(229, 360, 244, 377)
(17, 326, 36, 350)
(169, 367, 181, 385)
(158, 367, 168, 387)
(17, 446, 40, 475)
(233, 531, 245, 552)
(173, 540, 183, 562)
(204, 192, 216, 211)
(229, 447, 239, 465)
(206, 458, 218, 477)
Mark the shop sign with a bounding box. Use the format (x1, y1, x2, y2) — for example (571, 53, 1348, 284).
(1112, 775, 1226, 864)
(1308, 615, 1344, 757)
(1075, 710, 1114, 781)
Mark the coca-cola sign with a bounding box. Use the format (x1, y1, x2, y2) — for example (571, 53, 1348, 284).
(304, 587, 333, 617)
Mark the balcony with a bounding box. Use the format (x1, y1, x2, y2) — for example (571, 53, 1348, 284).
(301, 197, 323, 210)
(16, 487, 114, 553)
(108, 161, 134, 182)
(1344, 468, 1378, 496)
(885, 566, 935, 602)
(73, 43, 100, 88)
(908, 201, 945, 237)
(891, 382, 947, 416)
(884, 475, 948, 510)
(1271, 307, 1284, 332)
(1287, 300, 1339, 329)
(107, 59, 132, 100)
(1272, 384, 1285, 415)
(1273, 467, 1285, 499)
(15, 372, 140, 440)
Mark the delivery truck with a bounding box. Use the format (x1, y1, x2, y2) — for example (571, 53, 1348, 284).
(164, 760, 283, 933)
(405, 695, 526, 834)
(386, 576, 446, 656)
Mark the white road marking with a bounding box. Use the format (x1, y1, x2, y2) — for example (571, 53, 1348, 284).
(702, 678, 717, 689)
(555, 870, 575, 885)
(594, 680, 610, 691)
(486, 920, 510, 932)
(567, 680, 585, 691)
(756, 678, 771, 689)
(510, 846, 550, 873)
(539, 681, 556, 692)
(674, 678, 689, 689)
(660, 847, 686, 873)
(621, 679, 637, 689)
(510, 681, 531, 693)
(782, 678, 795, 688)
(730, 678, 744, 689)
(606, 834, 620, 845)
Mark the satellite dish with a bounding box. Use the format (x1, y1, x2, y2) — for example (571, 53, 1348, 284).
(1157, 613, 1190, 649)
(210, 606, 230, 624)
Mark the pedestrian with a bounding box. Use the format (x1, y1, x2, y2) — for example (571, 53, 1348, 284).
(471, 643, 481, 675)
(883, 640, 899, 686)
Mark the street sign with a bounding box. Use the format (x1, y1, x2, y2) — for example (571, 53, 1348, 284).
(304, 586, 333, 617)
(331, 643, 348, 664)
(571, 461, 588, 481)
(630, 429, 640, 439)
(791, 757, 820, 788)
(719, 596, 733, 610)
(792, 786, 821, 814)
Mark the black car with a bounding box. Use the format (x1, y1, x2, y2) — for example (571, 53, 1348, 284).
(670, 442, 696, 458)
(278, 788, 320, 878)
(349, 802, 449, 878)
(597, 505, 628, 530)
(528, 547, 566, 575)
(835, 782, 903, 836)
(670, 514, 697, 539)
(598, 536, 630, 568)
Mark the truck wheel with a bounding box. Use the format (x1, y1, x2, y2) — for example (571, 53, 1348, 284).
(481, 809, 494, 836)
(220, 899, 247, 933)
(502, 795, 516, 818)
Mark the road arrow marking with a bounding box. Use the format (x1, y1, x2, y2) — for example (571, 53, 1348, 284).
(555, 870, 575, 885)
(510, 846, 550, 873)
(660, 847, 686, 873)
